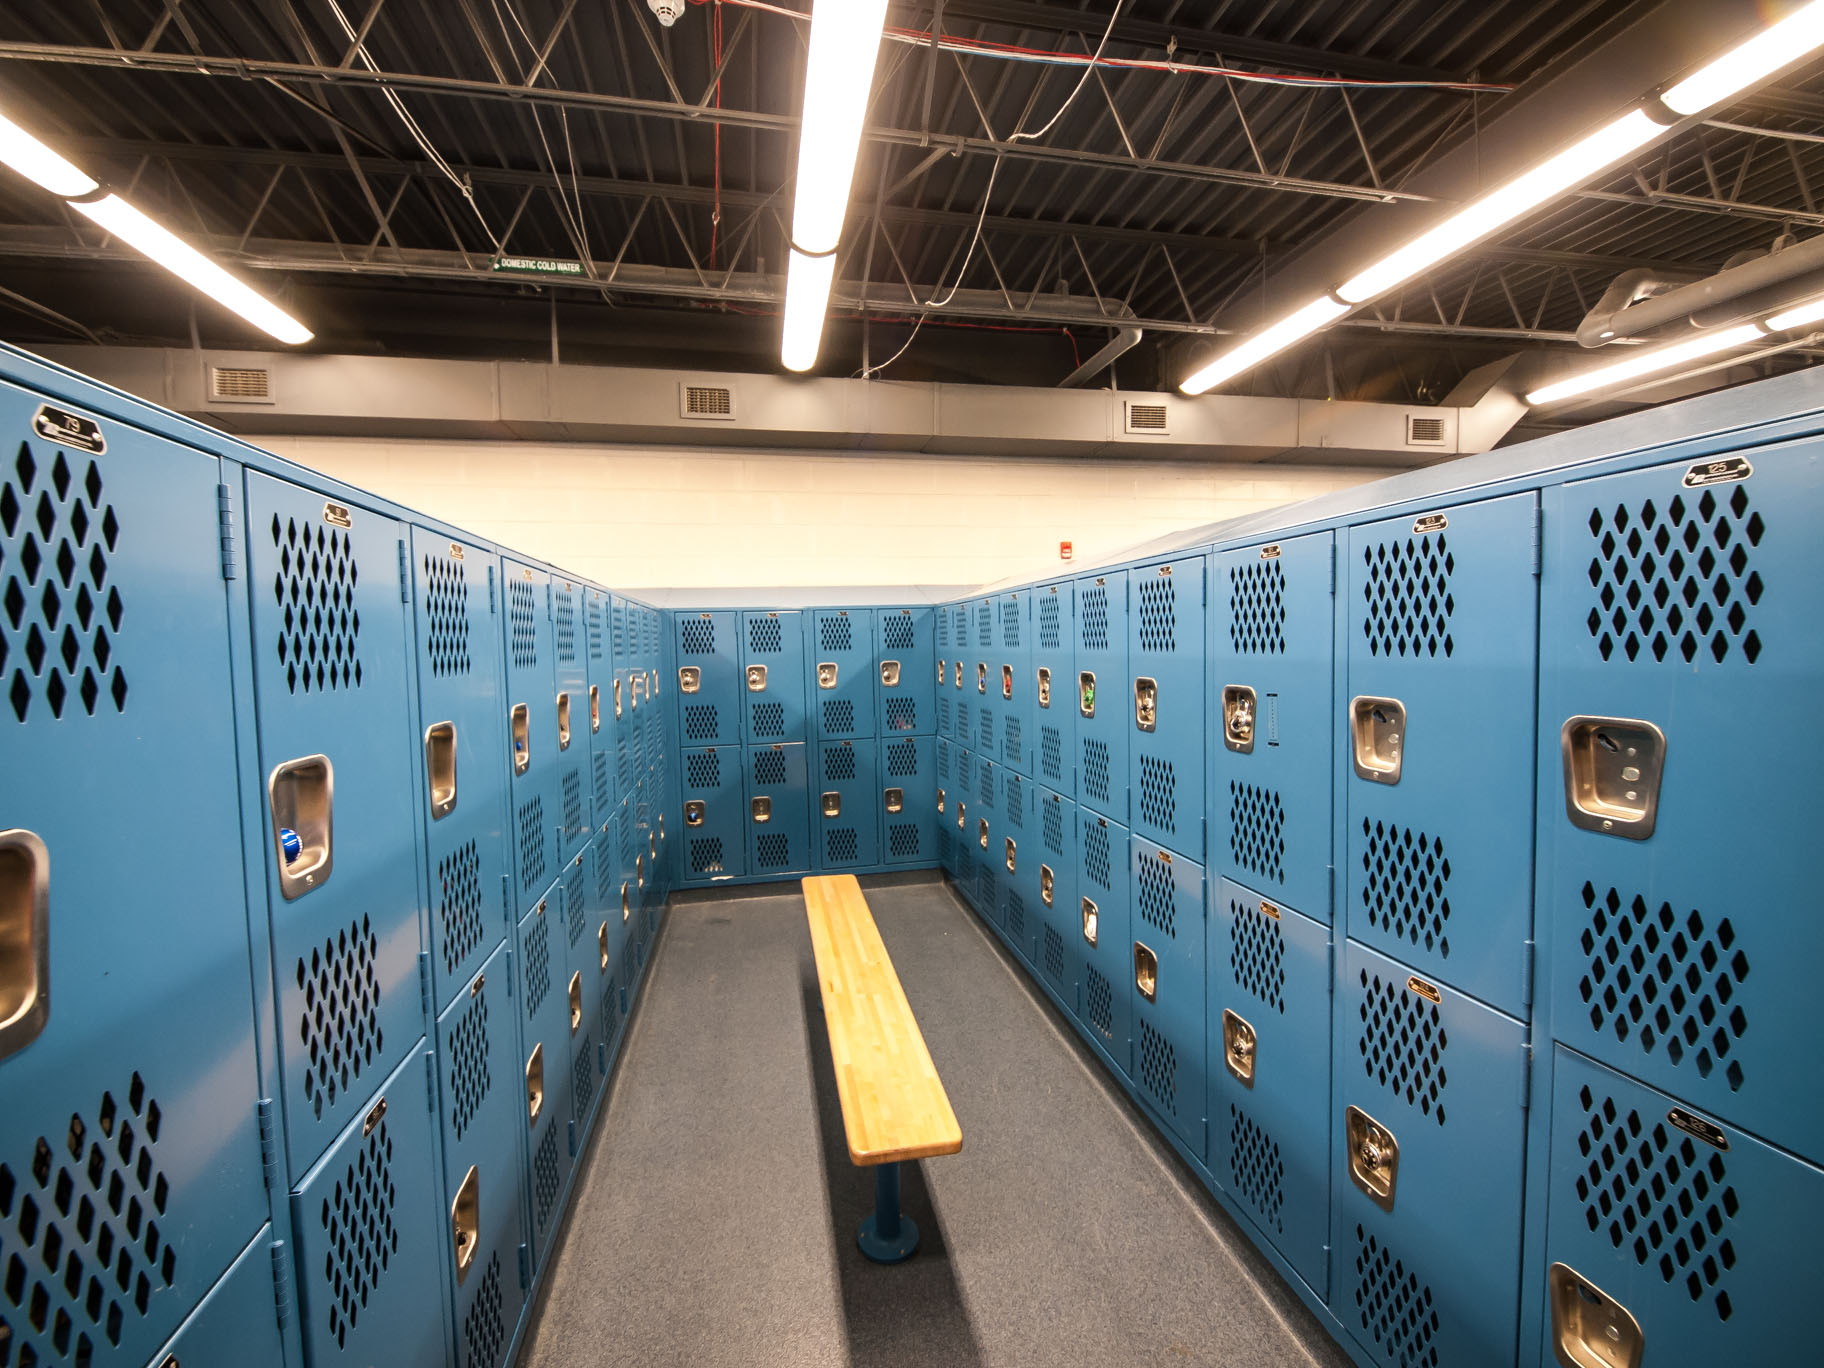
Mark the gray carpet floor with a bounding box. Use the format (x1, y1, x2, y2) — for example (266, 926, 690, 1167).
(517, 874, 1353, 1368)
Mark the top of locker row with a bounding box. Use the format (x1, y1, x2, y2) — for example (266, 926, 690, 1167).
(0, 339, 664, 622)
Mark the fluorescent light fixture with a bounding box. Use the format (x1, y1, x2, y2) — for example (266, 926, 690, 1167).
(781, 249, 837, 373)
(71, 195, 313, 344)
(0, 110, 98, 198)
(1765, 293, 1824, 331)
(1663, 1, 1824, 115)
(1338, 111, 1661, 304)
(1526, 324, 1762, 406)
(1179, 297, 1350, 395)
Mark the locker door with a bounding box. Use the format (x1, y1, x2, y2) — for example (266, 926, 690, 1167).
(954, 747, 979, 906)
(504, 557, 561, 923)
(1542, 1050, 1822, 1366)
(610, 596, 632, 803)
(675, 610, 739, 748)
(587, 588, 616, 843)
(741, 610, 806, 743)
(1074, 570, 1129, 821)
(1129, 837, 1206, 1156)
(553, 576, 590, 863)
(433, 942, 530, 1368)
(998, 590, 1032, 776)
(144, 1229, 287, 1368)
(1541, 446, 1823, 1160)
(935, 602, 954, 744)
(973, 755, 1001, 926)
(1334, 941, 1527, 1368)
(1032, 581, 1076, 796)
(0, 392, 268, 1366)
(1034, 786, 1078, 1001)
(1345, 494, 1539, 1015)
(936, 739, 960, 878)
(1077, 810, 1132, 1076)
(747, 742, 810, 875)
(971, 596, 996, 758)
(876, 605, 933, 736)
(879, 733, 934, 864)
(1000, 769, 1036, 963)
(816, 738, 879, 869)
(811, 607, 873, 741)
(516, 886, 576, 1267)
(1211, 533, 1334, 922)
(246, 471, 424, 1175)
(1209, 879, 1331, 1296)
(1129, 555, 1206, 859)
(948, 604, 971, 746)
(590, 831, 624, 1017)
(681, 745, 745, 881)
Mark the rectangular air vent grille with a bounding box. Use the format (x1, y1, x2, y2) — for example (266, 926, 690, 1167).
(680, 384, 735, 419)
(1405, 414, 1447, 446)
(1125, 402, 1169, 435)
(210, 365, 273, 402)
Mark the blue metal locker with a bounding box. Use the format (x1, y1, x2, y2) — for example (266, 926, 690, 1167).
(504, 556, 561, 924)
(612, 595, 637, 806)
(1032, 580, 1076, 796)
(973, 755, 1001, 929)
(681, 745, 745, 882)
(999, 768, 1037, 963)
(590, 829, 625, 1033)
(617, 794, 643, 984)
(971, 596, 996, 758)
(741, 611, 806, 744)
(876, 606, 933, 736)
(997, 590, 1032, 776)
(1208, 878, 1331, 1296)
(816, 738, 879, 869)
(553, 576, 590, 864)
(812, 608, 873, 742)
(245, 471, 425, 1175)
(948, 603, 971, 746)
(878, 733, 935, 865)
(434, 941, 530, 1368)
(143, 1228, 286, 1368)
(1128, 837, 1206, 1156)
(1128, 555, 1206, 860)
(1345, 494, 1538, 1015)
(0, 389, 270, 1366)
(1540, 446, 1823, 1159)
(1211, 534, 1334, 922)
(412, 528, 510, 1015)
(937, 739, 960, 879)
(290, 1041, 447, 1368)
(1335, 940, 1527, 1368)
(561, 847, 594, 1020)
(675, 609, 740, 748)
(746, 742, 810, 875)
(1033, 785, 1077, 1001)
(586, 587, 617, 857)
(515, 886, 576, 1266)
(1076, 809, 1132, 1075)
(1541, 1049, 1822, 1366)
(952, 747, 977, 897)
(1073, 570, 1129, 822)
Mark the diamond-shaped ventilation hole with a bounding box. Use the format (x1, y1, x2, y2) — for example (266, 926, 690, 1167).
(751, 701, 785, 738)
(1041, 798, 1064, 858)
(1040, 725, 1063, 783)
(747, 616, 782, 653)
(753, 750, 786, 786)
(825, 827, 859, 865)
(1362, 533, 1455, 659)
(272, 513, 362, 694)
(518, 798, 548, 893)
(683, 703, 720, 742)
(565, 869, 586, 949)
(679, 617, 715, 655)
(1079, 585, 1109, 651)
(1005, 889, 1025, 942)
(422, 555, 472, 678)
(554, 590, 575, 665)
(818, 616, 852, 652)
(977, 707, 994, 751)
(508, 580, 538, 671)
(572, 1029, 596, 1121)
(463, 1252, 505, 1368)
(824, 745, 858, 783)
(594, 750, 612, 814)
(1004, 775, 1025, 830)
(1136, 851, 1176, 938)
(883, 615, 916, 651)
(1231, 782, 1286, 886)
(437, 840, 484, 976)
(755, 832, 791, 870)
(522, 910, 552, 1020)
(999, 597, 1021, 648)
(1353, 1227, 1440, 1367)
(1230, 558, 1286, 654)
(975, 863, 997, 911)
(319, 1117, 399, 1350)
(531, 1120, 562, 1235)
(448, 990, 492, 1142)
(822, 698, 855, 734)
(1137, 577, 1176, 652)
(1086, 966, 1114, 1042)
(1137, 1019, 1177, 1116)
(885, 739, 917, 778)
(887, 823, 920, 859)
(1230, 1105, 1285, 1233)
(1082, 821, 1112, 893)
(884, 697, 917, 732)
(686, 750, 722, 789)
(1038, 595, 1060, 651)
(1138, 757, 1176, 835)
(1358, 969, 1448, 1125)
(689, 837, 725, 875)
(563, 768, 583, 844)
(1361, 820, 1451, 959)
(976, 603, 992, 648)
(1082, 739, 1111, 806)
(1004, 714, 1023, 764)
(297, 917, 383, 1120)
(1586, 485, 1765, 665)
(1229, 898, 1286, 1013)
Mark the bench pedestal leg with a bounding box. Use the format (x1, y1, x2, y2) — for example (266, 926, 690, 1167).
(857, 1162, 919, 1264)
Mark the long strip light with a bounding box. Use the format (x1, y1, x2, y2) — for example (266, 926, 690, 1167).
(1180, 1, 1824, 397)
(0, 107, 311, 344)
(780, 0, 891, 372)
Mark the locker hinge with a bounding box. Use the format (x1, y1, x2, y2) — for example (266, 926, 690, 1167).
(488, 564, 497, 614)
(504, 949, 514, 998)
(567, 1119, 578, 1158)
(1519, 1042, 1534, 1110)
(1521, 938, 1537, 1008)
(216, 484, 237, 579)
(1531, 505, 1543, 576)
(418, 950, 434, 1021)
(517, 1243, 531, 1291)
(256, 1098, 280, 1193)
(546, 582, 553, 617)
(426, 1049, 437, 1112)
(1327, 935, 1336, 987)
(268, 1239, 295, 1334)
(1327, 864, 1336, 921)
(502, 874, 513, 935)
(1329, 540, 1338, 595)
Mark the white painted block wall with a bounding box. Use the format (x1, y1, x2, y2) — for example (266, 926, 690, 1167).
(259, 435, 1390, 590)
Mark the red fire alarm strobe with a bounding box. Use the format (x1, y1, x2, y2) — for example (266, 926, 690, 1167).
(1060, 541, 1074, 561)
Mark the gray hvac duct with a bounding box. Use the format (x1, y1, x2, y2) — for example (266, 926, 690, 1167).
(1577, 232, 1824, 347)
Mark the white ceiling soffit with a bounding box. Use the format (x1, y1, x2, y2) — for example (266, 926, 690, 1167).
(31, 346, 1526, 465)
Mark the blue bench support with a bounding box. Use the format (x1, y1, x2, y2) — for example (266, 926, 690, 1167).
(857, 1162, 920, 1263)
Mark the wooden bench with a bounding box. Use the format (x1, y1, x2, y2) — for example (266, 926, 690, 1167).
(802, 874, 962, 1263)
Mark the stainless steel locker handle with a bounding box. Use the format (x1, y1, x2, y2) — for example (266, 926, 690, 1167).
(424, 722, 458, 820)
(451, 1165, 480, 1285)
(747, 664, 768, 692)
(525, 1044, 546, 1126)
(1040, 864, 1054, 907)
(1548, 1264, 1644, 1368)
(684, 800, 707, 827)
(817, 662, 839, 690)
(1133, 677, 1158, 732)
(1221, 686, 1257, 755)
(599, 921, 611, 971)
(976, 663, 987, 695)
(1001, 664, 1013, 701)
(751, 797, 772, 824)
(1134, 942, 1158, 1001)
(613, 678, 623, 719)
(0, 829, 50, 1062)
(1078, 671, 1097, 719)
(880, 660, 901, 688)
(1004, 837, 1016, 874)
(510, 704, 531, 775)
(568, 972, 583, 1033)
(557, 692, 573, 752)
(1081, 897, 1098, 947)
(1344, 1105, 1400, 1212)
(268, 755, 334, 900)
(1350, 696, 1406, 783)
(1036, 667, 1051, 710)
(978, 818, 989, 850)
(590, 685, 601, 734)
(822, 792, 842, 818)
(678, 666, 701, 694)
(884, 788, 904, 815)
(1221, 1009, 1257, 1087)
(1561, 716, 1667, 840)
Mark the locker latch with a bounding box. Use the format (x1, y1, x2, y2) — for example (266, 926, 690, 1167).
(510, 704, 531, 774)
(525, 1045, 545, 1126)
(1561, 716, 1667, 840)
(978, 818, 989, 850)
(1040, 864, 1055, 907)
(451, 1166, 480, 1285)
(589, 685, 601, 734)
(751, 797, 772, 823)
(424, 722, 458, 820)
(556, 693, 573, 752)
(1079, 671, 1097, 718)
(1221, 686, 1257, 754)
(747, 664, 768, 692)
(1004, 837, 1016, 874)
(1345, 1105, 1400, 1211)
(822, 791, 842, 819)
(1133, 677, 1158, 732)
(613, 679, 623, 719)
(1037, 667, 1052, 709)
(954, 661, 963, 689)
(685, 800, 706, 827)
(568, 973, 583, 1033)
(880, 660, 901, 687)
(1081, 897, 1098, 946)
(598, 922, 611, 971)
(977, 663, 987, 695)
(936, 787, 946, 815)
(268, 755, 334, 900)
(817, 662, 839, 690)
(1349, 696, 1406, 783)
(0, 829, 48, 1066)
(678, 667, 701, 694)
(1221, 1009, 1257, 1087)
(1001, 665, 1013, 700)
(884, 788, 904, 814)
(1548, 1264, 1644, 1368)
(1134, 942, 1158, 1001)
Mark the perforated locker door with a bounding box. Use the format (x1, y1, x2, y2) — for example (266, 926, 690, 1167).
(1033, 786, 1078, 1002)
(1345, 494, 1539, 1015)
(970, 596, 997, 759)
(0, 389, 269, 1368)
(609, 595, 633, 808)
(1077, 810, 1133, 1074)
(1542, 1049, 1822, 1366)
(560, 846, 597, 1015)
(673, 610, 738, 749)
(999, 768, 1038, 963)
(590, 827, 627, 1019)
(971, 755, 1001, 926)
(953, 747, 979, 907)
(503, 556, 562, 924)
(879, 733, 934, 865)
(1334, 941, 1527, 1368)
(586, 588, 617, 849)
(143, 1225, 286, 1368)
(1209, 879, 1331, 1296)
(1541, 446, 1824, 1161)
(945, 603, 969, 744)
(741, 610, 806, 744)
(809, 607, 871, 742)
(680, 745, 744, 882)
(876, 606, 933, 736)
(1129, 838, 1207, 1156)
(552, 576, 590, 863)
(935, 737, 957, 874)
(1128, 555, 1206, 860)
(245, 471, 424, 1176)
(515, 886, 576, 1269)
(1074, 569, 1129, 822)
(290, 1041, 447, 1368)
(434, 940, 531, 1368)
(816, 739, 879, 870)
(1212, 533, 1334, 922)
(997, 590, 1033, 776)
(1032, 580, 1076, 795)
(747, 742, 810, 876)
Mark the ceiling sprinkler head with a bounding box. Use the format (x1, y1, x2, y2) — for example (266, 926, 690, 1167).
(648, 0, 685, 26)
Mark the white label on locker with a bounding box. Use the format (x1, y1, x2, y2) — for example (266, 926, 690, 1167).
(31, 404, 105, 453)
(1412, 512, 1448, 535)
(324, 501, 353, 528)
(1667, 1108, 1730, 1150)
(1682, 455, 1753, 487)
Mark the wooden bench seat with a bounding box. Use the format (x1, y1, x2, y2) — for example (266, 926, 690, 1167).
(803, 874, 960, 1261)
